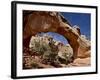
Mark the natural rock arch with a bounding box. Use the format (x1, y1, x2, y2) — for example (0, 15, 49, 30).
(23, 11, 90, 59)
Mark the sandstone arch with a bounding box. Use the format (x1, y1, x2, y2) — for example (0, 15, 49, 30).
(23, 11, 90, 59)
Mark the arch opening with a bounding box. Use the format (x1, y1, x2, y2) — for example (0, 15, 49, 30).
(23, 32, 74, 69)
(36, 32, 68, 45)
(23, 11, 80, 61)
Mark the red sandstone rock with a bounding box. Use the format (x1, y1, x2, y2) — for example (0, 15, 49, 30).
(23, 11, 91, 59)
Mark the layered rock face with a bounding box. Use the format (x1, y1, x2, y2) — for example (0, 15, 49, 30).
(23, 11, 90, 59)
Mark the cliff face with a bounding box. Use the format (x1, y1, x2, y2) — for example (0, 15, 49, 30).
(23, 11, 90, 59)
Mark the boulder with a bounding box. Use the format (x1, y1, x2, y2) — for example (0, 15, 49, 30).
(57, 44, 73, 64)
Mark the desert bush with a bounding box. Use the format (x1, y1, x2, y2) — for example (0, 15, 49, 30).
(31, 62, 39, 68)
(42, 49, 58, 64)
(29, 35, 73, 66)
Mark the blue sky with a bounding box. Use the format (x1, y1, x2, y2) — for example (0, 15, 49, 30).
(41, 12, 91, 45)
(61, 12, 91, 40)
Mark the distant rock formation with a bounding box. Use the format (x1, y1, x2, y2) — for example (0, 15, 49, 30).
(23, 11, 91, 59)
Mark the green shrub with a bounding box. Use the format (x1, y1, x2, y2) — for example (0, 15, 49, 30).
(31, 62, 39, 68)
